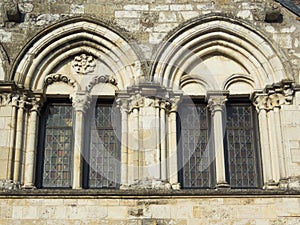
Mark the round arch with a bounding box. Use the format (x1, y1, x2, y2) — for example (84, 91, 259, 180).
(11, 16, 143, 91)
(151, 14, 293, 94)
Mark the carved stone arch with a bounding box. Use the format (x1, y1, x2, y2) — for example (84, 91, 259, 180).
(151, 14, 293, 93)
(223, 74, 255, 94)
(10, 16, 143, 92)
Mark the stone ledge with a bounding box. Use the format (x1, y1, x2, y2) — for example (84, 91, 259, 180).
(0, 188, 300, 198)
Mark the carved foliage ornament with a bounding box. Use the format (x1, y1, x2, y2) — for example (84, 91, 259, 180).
(72, 54, 96, 75)
(45, 74, 77, 88)
(86, 75, 118, 92)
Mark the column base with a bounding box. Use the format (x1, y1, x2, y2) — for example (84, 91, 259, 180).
(263, 180, 279, 190)
(215, 182, 230, 189)
(22, 184, 37, 190)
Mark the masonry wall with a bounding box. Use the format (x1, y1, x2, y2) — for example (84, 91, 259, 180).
(0, 193, 299, 225)
(0, 0, 299, 82)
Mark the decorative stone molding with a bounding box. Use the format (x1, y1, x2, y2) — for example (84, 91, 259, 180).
(72, 54, 96, 74)
(44, 74, 77, 89)
(123, 178, 172, 190)
(86, 75, 118, 92)
(207, 92, 229, 116)
(253, 80, 295, 111)
(0, 180, 21, 190)
(72, 92, 90, 112)
(0, 93, 12, 106)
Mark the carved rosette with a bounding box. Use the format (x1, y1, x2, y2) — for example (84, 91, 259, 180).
(72, 54, 96, 75)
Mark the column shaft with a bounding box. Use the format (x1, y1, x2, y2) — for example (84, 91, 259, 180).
(13, 100, 25, 182)
(23, 108, 38, 188)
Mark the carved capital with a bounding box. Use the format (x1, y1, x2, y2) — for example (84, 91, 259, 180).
(129, 93, 144, 112)
(72, 93, 90, 112)
(207, 95, 227, 115)
(168, 97, 180, 113)
(116, 98, 129, 113)
(0, 93, 12, 106)
(253, 94, 268, 112)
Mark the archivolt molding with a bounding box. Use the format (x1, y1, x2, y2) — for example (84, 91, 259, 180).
(222, 74, 255, 90)
(11, 17, 142, 91)
(151, 15, 293, 92)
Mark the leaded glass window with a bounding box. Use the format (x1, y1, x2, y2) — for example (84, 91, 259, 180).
(225, 103, 262, 188)
(87, 103, 121, 188)
(41, 103, 73, 188)
(178, 102, 214, 188)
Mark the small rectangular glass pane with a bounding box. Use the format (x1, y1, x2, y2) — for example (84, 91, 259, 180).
(179, 103, 214, 188)
(89, 104, 121, 188)
(43, 104, 73, 188)
(226, 104, 261, 188)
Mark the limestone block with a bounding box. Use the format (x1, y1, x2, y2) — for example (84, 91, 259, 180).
(150, 5, 169, 11)
(170, 4, 193, 11)
(149, 32, 164, 44)
(35, 14, 60, 26)
(116, 18, 140, 32)
(181, 11, 199, 20)
(237, 10, 253, 20)
(86, 206, 107, 219)
(18, 3, 34, 13)
(149, 205, 171, 219)
(196, 3, 215, 10)
(107, 206, 128, 219)
(70, 4, 84, 14)
(124, 5, 149, 11)
(276, 198, 300, 217)
(0, 130, 8, 147)
(153, 23, 179, 33)
(291, 148, 300, 163)
(0, 30, 12, 43)
(159, 12, 178, 22)
(115, 11, 139, 18)
(274, 34, 293, 49)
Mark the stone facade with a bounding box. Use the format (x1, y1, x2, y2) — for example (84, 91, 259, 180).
(0, 0, 300, 224)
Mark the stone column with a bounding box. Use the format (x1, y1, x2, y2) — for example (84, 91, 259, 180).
(253, 94, 274, 187)
(207, 92, 229, 188)
(117, 99, 129, 187)
(168, 98, 180, 188)
(13, 97, 26, 183)
(268, 93, 287, 182)
(72, 93, 89, 189)
(7, 96, 18, 181)
(160, 100, 167, 180)
(154, 98, 160, 179)
(23, 97, 43, 188)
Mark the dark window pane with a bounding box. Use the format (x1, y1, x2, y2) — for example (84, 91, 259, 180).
(226, 103, 262, 188)
(89, 103, 121, 188)
(178, 102, 214, 188)
(42, 104, 73, 188)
